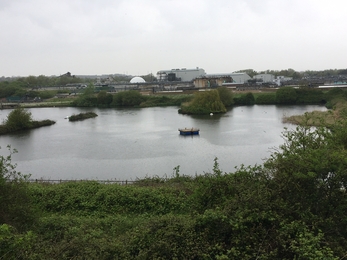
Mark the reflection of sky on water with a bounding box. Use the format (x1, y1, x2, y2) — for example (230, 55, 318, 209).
(0, 105, 327, 180)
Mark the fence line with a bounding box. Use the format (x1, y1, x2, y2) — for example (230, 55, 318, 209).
(28, 179, 136, 185)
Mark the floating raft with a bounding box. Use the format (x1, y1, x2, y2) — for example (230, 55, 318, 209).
(178, 128, 200, 135)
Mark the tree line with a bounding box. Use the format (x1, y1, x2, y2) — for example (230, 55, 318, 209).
(236, 68, 347, 79)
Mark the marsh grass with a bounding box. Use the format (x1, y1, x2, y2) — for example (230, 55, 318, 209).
(283, 99, 347, 126)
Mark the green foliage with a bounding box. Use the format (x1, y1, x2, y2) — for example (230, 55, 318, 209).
(233, 92, 255, 105)
(112, 90, 145, 107)
(326, 87, 344, 96)
(0, 224, 36, 259)
(276, 86, 298, 104)
(37, 90, 57, 99)
(3, 108, 33, 132)
(0, 146, 36, 231)
(97, 90, 113, 106)
(72, 84, 98, 107)
(68, 112, 98, 121)
(217, 87, 234, 107)
(140, 94, 192, 107)
(0, 83, 25, 99)
(0, 109, 55, 135)
(179, 90, 226, 114)
(255, 92, 277, 104)
(29, 181, 189, 216)
(295, 87, 325, 104)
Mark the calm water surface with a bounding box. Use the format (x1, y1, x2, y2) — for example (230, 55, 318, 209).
(0, 105, 326, 180)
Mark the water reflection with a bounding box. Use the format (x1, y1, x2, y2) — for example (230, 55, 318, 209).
(0, 105, 326, 180)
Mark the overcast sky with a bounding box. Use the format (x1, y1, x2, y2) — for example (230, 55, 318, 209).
(1, 0, 346, 77)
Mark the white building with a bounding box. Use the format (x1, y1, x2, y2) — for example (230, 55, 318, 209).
(204, 73, 251, 84)
(157, 67, 206, 82)
(253, 74, 275, 83)
(274, 76, 293, 86)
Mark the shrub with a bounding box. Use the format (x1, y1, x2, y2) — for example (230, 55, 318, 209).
(295, 87, 325, 104)
(217, 87, 234, 107)
(3, 107, 33, 132)
(179, 90, 226, 114)
(97, 91, 113, 106)
(276, 87, 297, 104)
(233, 92, 255, 105)
(68, 112, 98, 121)
(255, 93, 276, 104)
(112, 90, 145, 107)
(0, 146, 36, 230)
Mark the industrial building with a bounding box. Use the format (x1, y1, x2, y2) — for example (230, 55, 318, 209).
(157, 68, 206, 82)
(253, 74, 275, 83)
(193, 73, 251, 88)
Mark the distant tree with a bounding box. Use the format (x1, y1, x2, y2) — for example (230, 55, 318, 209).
(276, 87, 297, 104)
(97, 91, 113, 106)
(179, 90, 226, 114)
(24, 76, 38, 88)
(3, 108, 33, 132)
(217, 87, 234, 107)
(73, 84, 97, 106)
(141, 73, 157, 82)
(235, 69, 257, 78)
(36, 75, 52, 87)
(112, 90, 145, 107)
(233, 92, 255, 105)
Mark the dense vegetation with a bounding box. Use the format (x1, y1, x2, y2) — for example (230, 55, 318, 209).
(0, 107, 55, 135)
(2, 101, 347, 258)
(236, 68, 347, 79)
(71, 86, 193, 108)
(178, 87, 234, 114)
(68, 112, 98, 122)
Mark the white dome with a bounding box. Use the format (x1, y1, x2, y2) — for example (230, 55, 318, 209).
(130, 76, 146, 83)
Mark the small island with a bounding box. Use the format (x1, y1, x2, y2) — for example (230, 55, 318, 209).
(68, 112, 98, 121)
(0, 107, 55, 135)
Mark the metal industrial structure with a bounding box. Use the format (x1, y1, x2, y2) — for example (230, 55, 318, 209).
(253, 74, 275, 83)
(157, 67, 206, 82)
(193, 73, 252, 88)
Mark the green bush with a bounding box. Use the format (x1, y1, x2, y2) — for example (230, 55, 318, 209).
(295, 87, 325, 104)
(112, 90, 145, 107)
(217, 87, 234, 107)
(0, 146, 36, 231)
(255, 93, 276, 104)
(97, 91, 113, 106)
(3, 107, 33, 132)
(68, 112, 98, 121)
(29, 181, 189, 216)
(276, 86, 297, 104)
(233, 92, 255, 105)
(38, 90, 57, 99)
(0, 224, 36, 259)
(179, 90, 226, 114)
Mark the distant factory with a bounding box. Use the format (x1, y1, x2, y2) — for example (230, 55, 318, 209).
(157, 67, 206, 82)
(156, 67, 252, 88)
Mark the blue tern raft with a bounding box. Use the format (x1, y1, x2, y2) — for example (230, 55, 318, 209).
(178, 128, 200, 135)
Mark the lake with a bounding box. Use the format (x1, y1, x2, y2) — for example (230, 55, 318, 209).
(0, 105, 326, 180)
